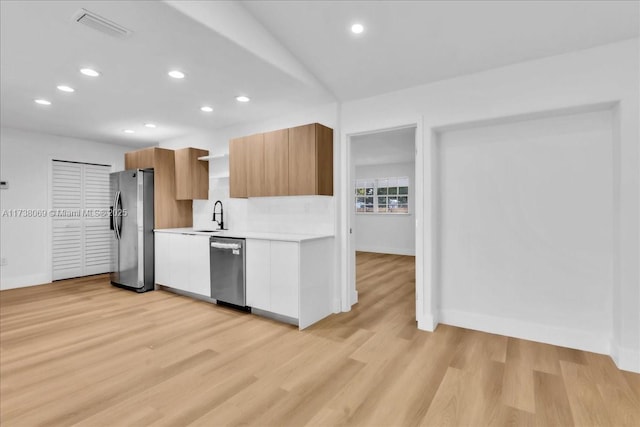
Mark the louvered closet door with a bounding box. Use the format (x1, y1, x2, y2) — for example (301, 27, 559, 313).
(83, 165, 111, 275)
(52, 161, 111, 280)
(52, 162, 83, 280)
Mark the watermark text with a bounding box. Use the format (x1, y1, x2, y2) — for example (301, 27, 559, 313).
(1, 208, 127, 218)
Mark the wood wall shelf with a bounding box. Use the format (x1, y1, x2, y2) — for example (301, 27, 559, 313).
(198, 153, 228, 161)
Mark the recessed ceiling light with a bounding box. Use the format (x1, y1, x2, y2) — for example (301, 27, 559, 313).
(200, 106, 213, 112)
(144, 123, 157, 128)
(123, 129, 135, 134)
(57, 85, 75, 93)
(236, 95, 250, 103)
(80, 67, 101, 77)
(351, 23, 364, 34)
(34, 99, 52, 105)
(168, 70, 185, 79)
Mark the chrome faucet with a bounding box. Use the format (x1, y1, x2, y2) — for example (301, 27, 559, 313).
(212, 200, 224, 230)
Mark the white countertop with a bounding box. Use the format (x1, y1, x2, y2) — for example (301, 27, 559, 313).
(154, 228, 334, 242)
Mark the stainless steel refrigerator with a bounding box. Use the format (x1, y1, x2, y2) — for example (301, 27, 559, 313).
(110, 169, 155, 292)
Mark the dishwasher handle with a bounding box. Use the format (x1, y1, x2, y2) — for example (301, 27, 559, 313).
(210, 242, 242, 250)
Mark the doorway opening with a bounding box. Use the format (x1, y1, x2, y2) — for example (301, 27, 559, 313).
(349, 126, 417, 324)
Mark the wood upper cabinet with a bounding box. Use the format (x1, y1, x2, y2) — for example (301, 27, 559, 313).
(174, 148, 209, 200)
(125, 148, 155, 170)
(124, 147, 192, 229)
(289, 123, 333, 196)
(228, 123, 333, 198)
(264, 129, 289, 197)
(245, 133, 266, 197)
(229, 137, 247, 198)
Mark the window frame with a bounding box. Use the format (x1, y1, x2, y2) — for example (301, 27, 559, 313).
(354, 176, 410, 215)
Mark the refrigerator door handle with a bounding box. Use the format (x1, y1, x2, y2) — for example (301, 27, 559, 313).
(115, 190, 122, 240)
(112, 191, 120, 240)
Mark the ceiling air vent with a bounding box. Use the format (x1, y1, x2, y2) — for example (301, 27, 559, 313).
(73, 9, 132, 38)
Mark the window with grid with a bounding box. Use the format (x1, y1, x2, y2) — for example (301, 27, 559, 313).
(355, 177, 409, 214)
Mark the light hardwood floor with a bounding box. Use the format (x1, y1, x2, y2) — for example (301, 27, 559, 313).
(1, 252, 638, 426)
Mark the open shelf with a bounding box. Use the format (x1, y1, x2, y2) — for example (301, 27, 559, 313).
(198, 153, 228, 161)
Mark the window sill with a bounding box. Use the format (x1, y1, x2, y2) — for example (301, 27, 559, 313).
(355, 212, 412, 216)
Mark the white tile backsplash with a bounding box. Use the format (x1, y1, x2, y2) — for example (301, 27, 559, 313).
(192, 199, 218, 230)
(193, 196, 335, 235)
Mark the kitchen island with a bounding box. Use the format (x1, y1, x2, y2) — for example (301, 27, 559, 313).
(154, 228, 335, 329)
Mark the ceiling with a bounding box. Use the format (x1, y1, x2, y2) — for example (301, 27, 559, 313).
(1, 1, 638, 147)
(0, 1, 332, 146)
(352, 126, 415, 166)
(243, 1, 639, 101)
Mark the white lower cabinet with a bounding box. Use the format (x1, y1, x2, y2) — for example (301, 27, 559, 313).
(270, 241, 299, 319)
(171, 232, 191, 292)
(155, 232, 171, 287)
(189, 235, 211, 296)
(156, 231, 334, 329)
(155, 232, 210, 297)
(246, 239, 299, 319)
(245, 239, 271, 311)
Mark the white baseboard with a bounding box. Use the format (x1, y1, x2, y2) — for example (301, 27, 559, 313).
(438, 309, 611, 356)
(333, 298, 341, 313)
(0, 273, 51, 290)
(611, 344, 640, 373)
(417, 313, 438, 332)
(356, 245, 415, 256)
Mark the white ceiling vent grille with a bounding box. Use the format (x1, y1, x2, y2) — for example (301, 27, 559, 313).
(73, 9, 132, 38)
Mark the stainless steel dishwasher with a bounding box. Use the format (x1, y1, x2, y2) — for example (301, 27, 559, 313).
(210, 236, 247, 308)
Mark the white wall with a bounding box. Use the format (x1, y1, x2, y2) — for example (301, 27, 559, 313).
(439, 109, 613, 352)
(340, 38, 640, 372)
(0, 127, 130, 290)
(355, 162, 415, 256)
